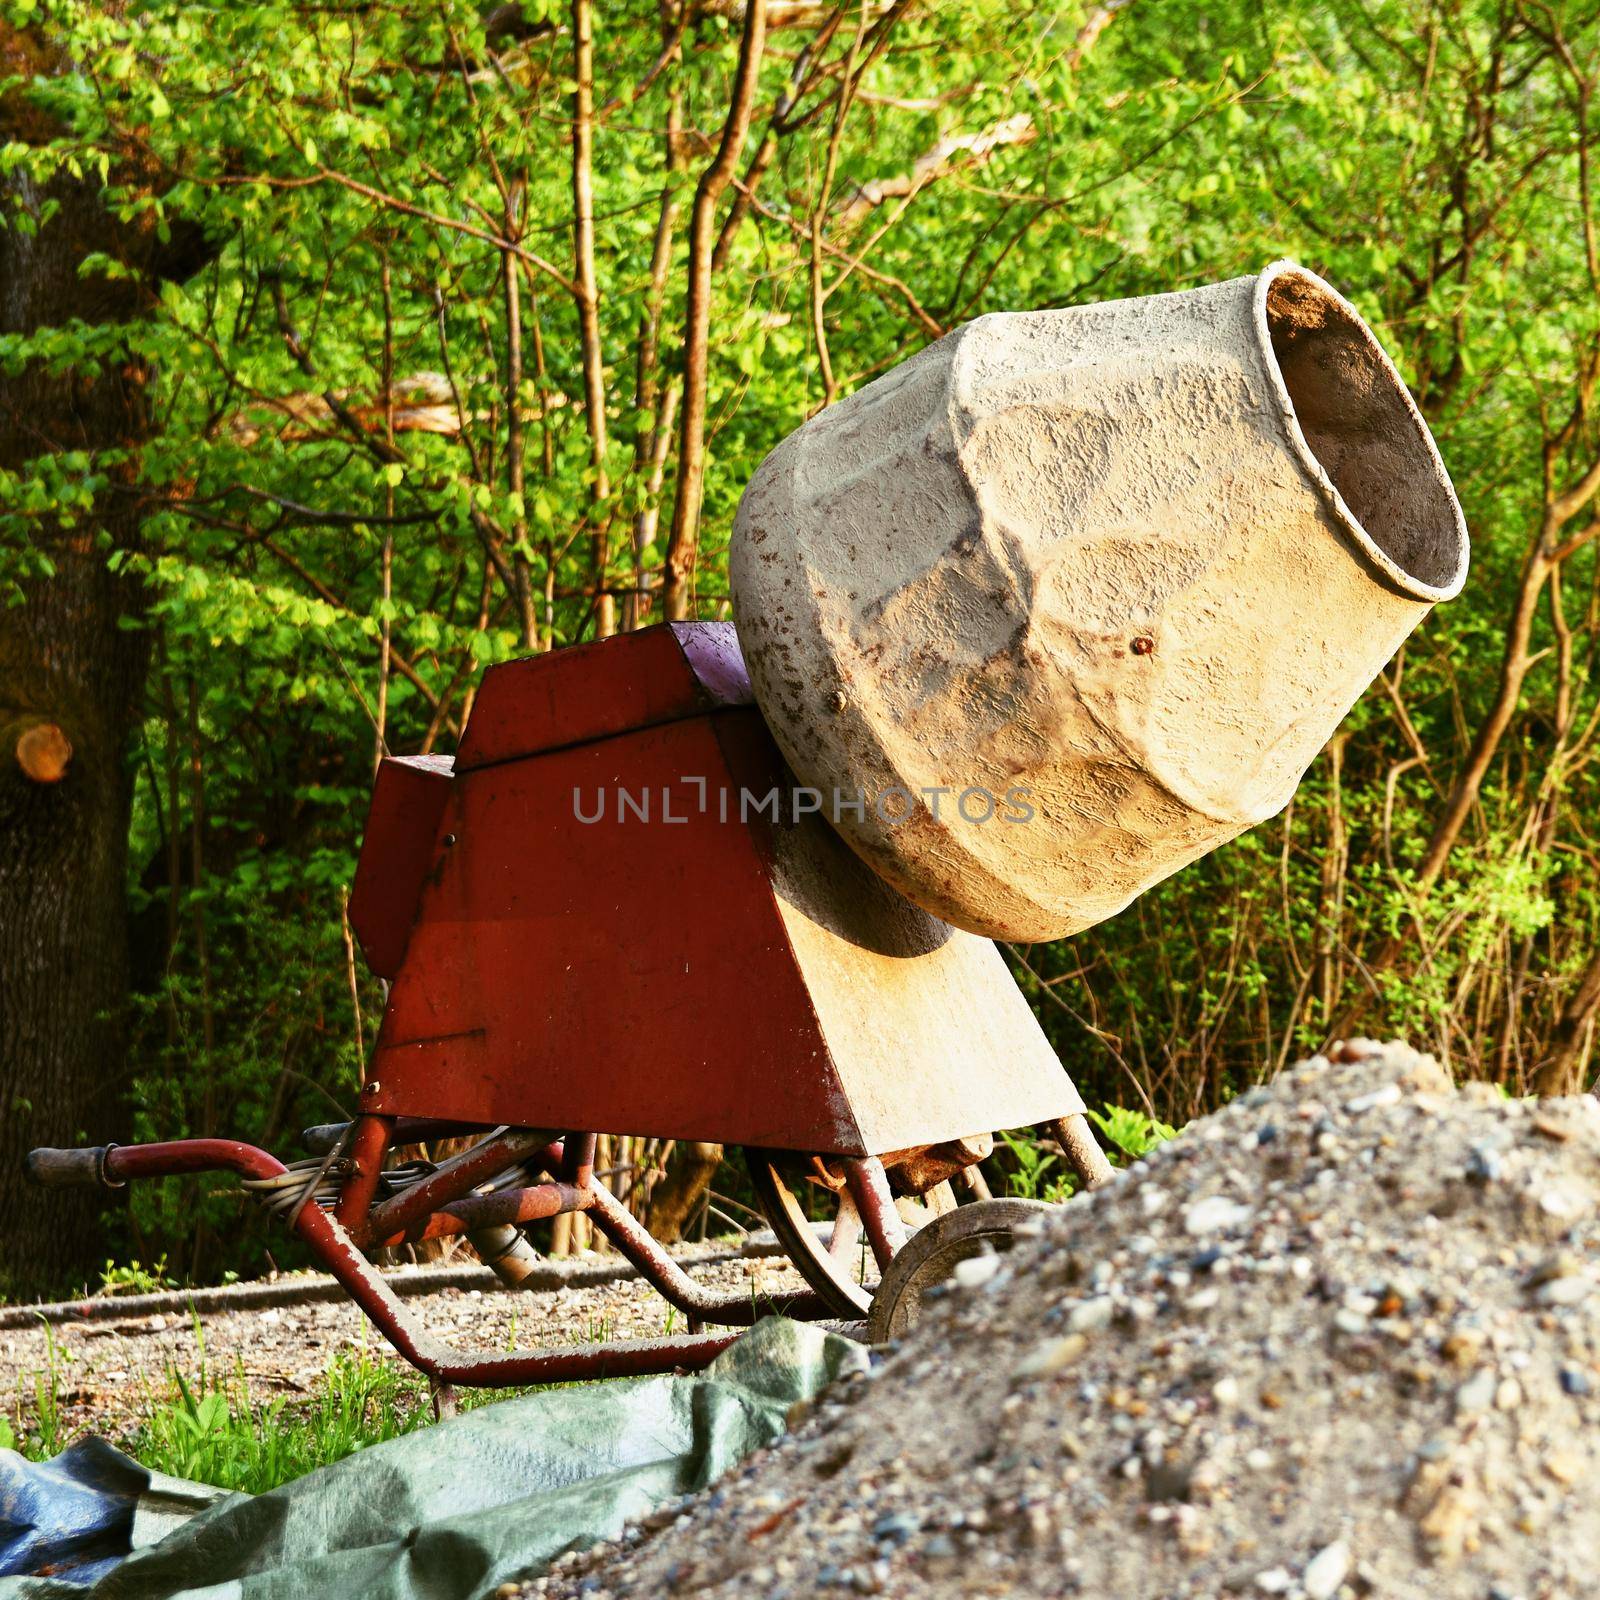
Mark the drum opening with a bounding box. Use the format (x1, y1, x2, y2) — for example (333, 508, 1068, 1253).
(1260, 263, 1468, 601)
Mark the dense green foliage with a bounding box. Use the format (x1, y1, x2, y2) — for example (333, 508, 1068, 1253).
(4, 0, 1600, 1281)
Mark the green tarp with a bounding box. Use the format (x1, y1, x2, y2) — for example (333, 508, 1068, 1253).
(2, 1318, 864, 1599)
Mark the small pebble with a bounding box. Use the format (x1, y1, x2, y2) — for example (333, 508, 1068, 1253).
(1537, 1183, 1588, 1220)
(953, 1254, 1001, 1290)
(871, 1511, 918, 1546)
(1011, 1335, 1087, 1382)
(1183, 1195, 1253, 1236)
(1302, 1540, 1350, 1600)
(1466, 1144, 1503, 1182)
(1536, 1275, 1594, 1307)
(1067, 1297, 1115, 1333)
(1345, 1083, 1402, 1113)
(1524, 1254, 1580, 1289)
(1455, 1369, 1497, 1414)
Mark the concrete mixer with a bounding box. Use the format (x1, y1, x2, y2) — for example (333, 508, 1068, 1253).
(25, 262, 1467, 1381)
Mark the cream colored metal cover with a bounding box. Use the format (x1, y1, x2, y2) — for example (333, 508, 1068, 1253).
(731, 262, 1469, 940)
(767, 799, 1083, 1154)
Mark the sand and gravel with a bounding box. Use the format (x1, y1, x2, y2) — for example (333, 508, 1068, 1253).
(522, 1041, 1600, 1600)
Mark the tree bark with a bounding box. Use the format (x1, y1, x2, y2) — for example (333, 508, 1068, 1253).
(0, 21, 209, 1293)
(571, 0, 615, 640)
(1410, 539, 1552, 895)
(645, 1141, 723, 1242)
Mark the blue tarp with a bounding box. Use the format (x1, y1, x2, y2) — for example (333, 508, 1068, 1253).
(0, 1441, 226, 1586)
(0, 1317, 864, 1599)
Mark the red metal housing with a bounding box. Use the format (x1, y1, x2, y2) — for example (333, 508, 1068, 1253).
(351, 623, 1081, 1156)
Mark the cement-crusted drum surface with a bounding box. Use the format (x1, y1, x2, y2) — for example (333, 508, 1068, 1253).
(730, 262, 1468, 941)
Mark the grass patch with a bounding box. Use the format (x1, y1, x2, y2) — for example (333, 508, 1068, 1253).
(0, 1328, 451, 1491)
(0, 1312, 626, 1493)
(130, 1345, 444, 1492)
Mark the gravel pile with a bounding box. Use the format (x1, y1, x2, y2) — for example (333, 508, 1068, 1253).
(522, 1042, 1600, 1600)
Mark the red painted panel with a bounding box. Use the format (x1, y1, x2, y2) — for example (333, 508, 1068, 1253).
(455, 621, 753, 773)
(369, 710, 864, 1154)
(348, 754, 455, 978)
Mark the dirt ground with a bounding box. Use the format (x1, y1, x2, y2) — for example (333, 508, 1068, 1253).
(0, 1245, 809, 1442)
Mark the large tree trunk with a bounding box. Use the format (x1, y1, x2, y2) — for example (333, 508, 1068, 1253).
(0, 23, 206, 1294)
(646, 1141, 723, 1243)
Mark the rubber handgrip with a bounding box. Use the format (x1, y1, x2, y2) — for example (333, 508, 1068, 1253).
(24, 1145, 119, 1188)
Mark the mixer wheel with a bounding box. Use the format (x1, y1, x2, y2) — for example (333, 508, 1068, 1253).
(744, 1150, 874, 1319)
(864, 1197, 1053, 1344)
(744, 1149, 975, 1320)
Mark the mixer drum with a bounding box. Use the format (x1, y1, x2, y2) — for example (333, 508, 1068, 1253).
(730, 261, 1469, 941)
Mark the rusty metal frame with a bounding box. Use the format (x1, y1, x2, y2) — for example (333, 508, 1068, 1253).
(91, 1130, 841, 1387)
(356, 1126, 551, 1247)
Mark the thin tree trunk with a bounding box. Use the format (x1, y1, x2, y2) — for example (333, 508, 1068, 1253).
(661, 0, 768, 621)
(1316, 736, 1348, 1021)
(184, 675, 217, 1282)
(624, 60, 684, 632)
(1533, 946, 1600, 1097)
(807, 11, 867, 409)
(376, 256, 396, 766)
(1351, 510, 1576, 1004)
(504, 230, 539, 650)
(647, 1142, 722, 1242)
(571, 0, 614, 640)
(1411, 538, 1551, 895)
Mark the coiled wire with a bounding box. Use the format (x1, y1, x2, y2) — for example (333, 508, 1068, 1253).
(240, 1144, 351, 1223)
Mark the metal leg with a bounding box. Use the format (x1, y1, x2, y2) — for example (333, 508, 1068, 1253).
(358, 1127, 550, 1246)
(960, 1164, 993, 1200)
(430, 1377, 458, 1420)
(1052, 1113, 1115, 1190)
(303, 1206, 750, 1386)
(841, 1157, 908, 1269)
(561, 1132, 598, 1186)
(30, 1133, 845, 1386)
(745, 1151, 871, 1320)
(332, 1115, 393, 1228)
(578, 1155, 831, 1325)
